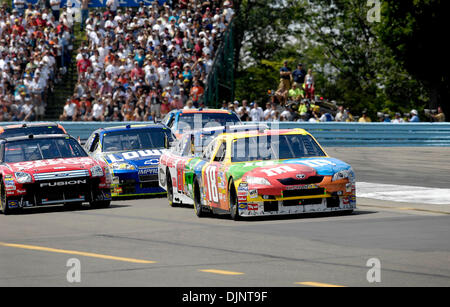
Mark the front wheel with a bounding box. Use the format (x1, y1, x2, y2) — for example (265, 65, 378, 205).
(229, 180, 240, 221)
(166, 171, 178, 207)
(193, 178, 205, 217)
(0, 181, 10, 215)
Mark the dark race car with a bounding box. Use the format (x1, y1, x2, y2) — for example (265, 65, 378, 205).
(161, 109, 242, 138)
(85, 124, 175, 197)
(0, 122, 67, 138)
(0, 134, 112, 215)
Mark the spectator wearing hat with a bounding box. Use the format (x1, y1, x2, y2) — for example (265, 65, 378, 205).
(358, 110, 372, 123)
(276, 61, 291, 105)
(292, 63, 306, 88)
(409, 109, 420, 122)
(288, 83, 304, 102)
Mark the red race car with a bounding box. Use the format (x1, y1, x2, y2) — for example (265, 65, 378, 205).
(0, 134, 112, 215)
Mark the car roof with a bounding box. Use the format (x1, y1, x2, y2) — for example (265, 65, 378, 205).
(220, 128, 309, 140)
(0, 134, 72, 142)
(0, 122, 65, 132)
(97, 123, 170, 134)
(173, 109, 235, 115)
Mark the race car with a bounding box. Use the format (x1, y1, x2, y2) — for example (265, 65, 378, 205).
(0, 122, 67, 138)
(0, 134, 112, 215)
(85, 124, 175, 197)
(159, 124, 267, 206)
(161, 109, 241, 138)
(161, 128, 356, 219)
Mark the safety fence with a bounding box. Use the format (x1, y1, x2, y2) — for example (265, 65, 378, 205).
(2, 122, 449, 147)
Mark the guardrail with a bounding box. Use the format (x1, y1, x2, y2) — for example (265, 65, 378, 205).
(2, 122, 450, 147)
(246, 122, 450, 147)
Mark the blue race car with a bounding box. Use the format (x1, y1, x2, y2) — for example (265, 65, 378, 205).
(84, 124, 175, 197)
(161, 108, 241, 138)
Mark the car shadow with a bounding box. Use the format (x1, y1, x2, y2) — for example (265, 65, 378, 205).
(5, 203, 130, 215)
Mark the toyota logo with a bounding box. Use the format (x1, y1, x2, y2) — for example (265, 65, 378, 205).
(296, 174, 306, 179)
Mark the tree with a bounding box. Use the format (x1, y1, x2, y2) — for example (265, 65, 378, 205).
(376, 0, 450, 118)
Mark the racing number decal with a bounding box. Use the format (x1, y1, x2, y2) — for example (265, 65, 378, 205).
(205, 165, 219, 203)
(176, 160, 185, 193)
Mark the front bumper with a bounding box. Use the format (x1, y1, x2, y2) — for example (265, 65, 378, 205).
(238, 196, 356, 217)
(236, 178, 356, 217)
(5, 177, 111, 209)
(111, 169, 166, 197)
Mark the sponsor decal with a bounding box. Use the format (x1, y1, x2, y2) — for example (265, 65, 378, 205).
(238, 203, 248, 210)
(138, 168, 158, 175)
(238, 182, 248, 190)
(238, 195, 247, 202)
(346, 183, 352, 193)
(11, 158, 93, 170)
(260, 165, 296, 177)
(249, 189, 258, 199)
(248, 203, 258, 211)
(107, 150, 163, 163)
(299, 159, 337, 168)
(343, 197, 349, 205)
(8, 200, 18, 208)
(285, 184, 319, 191)
(40, 180, 87, 188)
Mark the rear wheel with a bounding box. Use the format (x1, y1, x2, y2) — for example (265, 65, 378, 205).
(166, 171, 178, 207)
(193, 178, 205, 217)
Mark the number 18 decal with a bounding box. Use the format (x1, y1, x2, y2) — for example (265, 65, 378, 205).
(205, 165, 219, 203)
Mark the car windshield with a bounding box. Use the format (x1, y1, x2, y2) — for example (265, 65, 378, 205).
(3, 137, 87, 163)
(177, 113, 241, 132)
(102, 128, 171, 152)
(231, 134, 326, 162)
(1, 126, 65, 138)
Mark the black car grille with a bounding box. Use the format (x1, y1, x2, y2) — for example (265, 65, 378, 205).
(283, 188, 325, 198)
(278, 176, 324, 185)
(23, 177, 99, 204)
(139, 174, 159, 183)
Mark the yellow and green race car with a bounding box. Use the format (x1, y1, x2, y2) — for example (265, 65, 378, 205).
(159, 128, 356, 219)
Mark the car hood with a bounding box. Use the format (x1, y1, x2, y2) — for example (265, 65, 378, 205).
(5, 157, 99, 174)
(101, 149, 165, 168)
(227, 157, 352, 181)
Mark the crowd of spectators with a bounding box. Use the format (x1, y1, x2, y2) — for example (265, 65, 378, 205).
(0, 2, 74, 122)
(225, 60, 447, 124)
(60, 0, 234, 122)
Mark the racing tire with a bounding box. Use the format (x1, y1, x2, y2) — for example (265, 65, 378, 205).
(228, 180, 240, 221)
(90, 200, 111, 209)
(166, 171, 178, 207)
(0, 181, 10, 215)
(193, 178, 205, 217)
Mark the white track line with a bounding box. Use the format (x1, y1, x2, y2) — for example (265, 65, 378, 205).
(356, 182, 450, 205)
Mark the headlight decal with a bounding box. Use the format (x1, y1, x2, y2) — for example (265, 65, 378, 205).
(14, 172, 33, 184)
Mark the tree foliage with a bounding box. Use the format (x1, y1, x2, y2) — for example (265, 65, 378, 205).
(233, 0, 445, 119)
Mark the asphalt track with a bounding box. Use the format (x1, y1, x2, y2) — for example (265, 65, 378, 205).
(0, 147, 449, 287)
